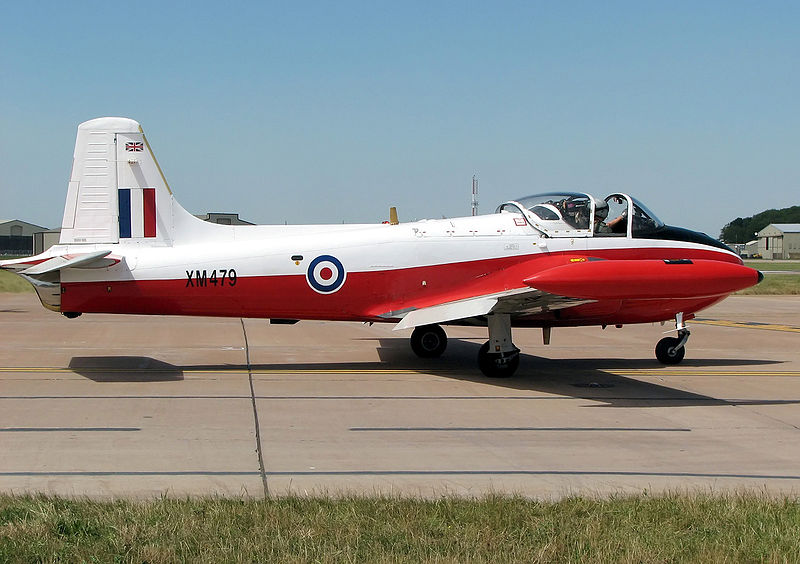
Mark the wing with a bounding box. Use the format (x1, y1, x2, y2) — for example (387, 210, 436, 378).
(389, 287, 591, 331)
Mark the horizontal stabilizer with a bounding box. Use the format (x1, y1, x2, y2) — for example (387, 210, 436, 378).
(0, 250, 120, 313)
(524, 259, 761, 300)
(1, 250, 117, 276)
(20, 250, 117, 275)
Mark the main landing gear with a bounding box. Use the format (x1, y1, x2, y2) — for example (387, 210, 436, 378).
(655, 312, 690, 365)
(408, 311, 691, 375)
(408, 314, 521, 378)
(410, 324, 448, 358)
(478, 313, 520, 378)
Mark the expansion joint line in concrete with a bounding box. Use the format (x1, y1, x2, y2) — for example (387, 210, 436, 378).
(241, 318, 269, 497)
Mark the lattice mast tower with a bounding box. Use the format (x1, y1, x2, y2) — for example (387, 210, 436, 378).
(471, 175, 478, 216)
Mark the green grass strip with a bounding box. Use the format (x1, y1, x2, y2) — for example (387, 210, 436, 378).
(737, 273, 800, 295)
(744, 260, 800, 271)
(1, 493, 799, 562)
(0, 270, 33, 293)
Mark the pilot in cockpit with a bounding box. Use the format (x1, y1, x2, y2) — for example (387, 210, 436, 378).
(594, 200, 611, 233)
(606, 209, 628, 233)
(558, 197, 591, 230)
(599, 196, 629, 234)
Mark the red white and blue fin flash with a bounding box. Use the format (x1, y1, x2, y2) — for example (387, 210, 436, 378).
(118, 188, 156, 239)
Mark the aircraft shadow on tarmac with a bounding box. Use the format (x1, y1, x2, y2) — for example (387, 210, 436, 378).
(67, 339, 796, 409)
(69, 356, 184, 382)
(371, 338, 794, 409)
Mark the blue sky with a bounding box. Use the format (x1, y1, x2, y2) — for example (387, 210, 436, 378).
(1, 1, 798, 237)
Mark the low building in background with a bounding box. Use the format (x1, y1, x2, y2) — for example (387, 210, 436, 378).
(0, 220, 47, 255)
(757, 224, 800, 259)
(744, 239, 759, 258)
(33, 228, 62, 255)
(729, 240, 760, 258)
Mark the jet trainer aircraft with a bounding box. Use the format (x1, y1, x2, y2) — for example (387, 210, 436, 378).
(1, 117, 762, 377)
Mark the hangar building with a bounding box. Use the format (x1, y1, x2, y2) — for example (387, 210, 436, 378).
(0, 219, 47, 255)
(757, 224, 800, 259)
(33, 229, 62, 255)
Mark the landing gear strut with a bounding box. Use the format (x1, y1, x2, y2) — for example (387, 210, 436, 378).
(410, 324, 448, 358)
(655, 312, 690, 365)
(477, 313, 520, 378)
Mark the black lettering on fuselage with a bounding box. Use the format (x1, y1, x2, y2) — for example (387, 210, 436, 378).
(185, 268, 237, 289)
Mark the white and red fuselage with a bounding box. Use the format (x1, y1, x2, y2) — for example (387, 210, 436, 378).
(1, 118, 761, 375)
(54, 220, 747, 328)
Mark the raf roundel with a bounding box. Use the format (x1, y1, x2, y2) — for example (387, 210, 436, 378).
(306, 255, 346, 294)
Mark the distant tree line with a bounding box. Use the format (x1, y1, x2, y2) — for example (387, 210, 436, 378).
(720, 206, 800, 243)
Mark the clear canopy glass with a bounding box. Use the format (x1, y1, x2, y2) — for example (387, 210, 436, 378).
(629, 196, 664, 234)
(497, 192, 664, 237)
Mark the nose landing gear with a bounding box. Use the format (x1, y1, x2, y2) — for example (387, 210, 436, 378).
(655, 312, 690, 365)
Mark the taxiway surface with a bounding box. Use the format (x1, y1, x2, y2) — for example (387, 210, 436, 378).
(1, 292, 799, 498)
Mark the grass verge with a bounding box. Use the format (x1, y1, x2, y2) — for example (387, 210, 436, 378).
(1, 493, 799, 562)
(737, 273, 800, 295)
(0, 269, 32, 293)
(0, 255, 33, 293)
(744, 260, 800, 271)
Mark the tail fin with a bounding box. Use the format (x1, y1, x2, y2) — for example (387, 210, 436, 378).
(2, 118, 214, 314)
(60, 117, 200, 246)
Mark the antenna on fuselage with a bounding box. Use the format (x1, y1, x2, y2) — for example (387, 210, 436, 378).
(471, 175, 479, 216)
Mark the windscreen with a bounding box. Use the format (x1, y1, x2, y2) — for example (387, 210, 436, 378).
(631, 197, 664, 236)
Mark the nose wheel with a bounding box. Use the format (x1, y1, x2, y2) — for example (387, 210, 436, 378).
(655, 313, 690, 365)
(655, 336, 686, 364)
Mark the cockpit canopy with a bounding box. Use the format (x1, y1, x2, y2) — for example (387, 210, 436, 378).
(496, 192, 664, 238)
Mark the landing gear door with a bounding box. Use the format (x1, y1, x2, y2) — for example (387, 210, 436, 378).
(604, 193, 633, 237)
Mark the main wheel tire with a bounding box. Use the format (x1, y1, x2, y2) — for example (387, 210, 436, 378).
(410, 324, 448, 358)
(477, 341, 520, 378)
(655, 336, 686, 365)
